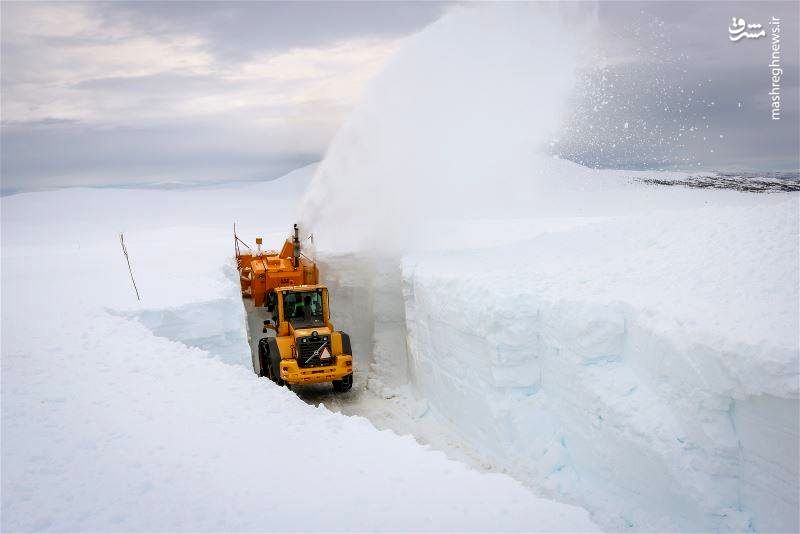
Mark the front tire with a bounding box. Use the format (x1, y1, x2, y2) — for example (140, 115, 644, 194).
(256, 339, 270, 377)
(332, 373, 353, 392)
(268, 354, 285, 387)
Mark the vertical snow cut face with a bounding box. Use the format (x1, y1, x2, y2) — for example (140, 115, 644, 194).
(401, 201, 799, 532)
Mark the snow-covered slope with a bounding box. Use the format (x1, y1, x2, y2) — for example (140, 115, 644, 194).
(1, 167, 598, 532)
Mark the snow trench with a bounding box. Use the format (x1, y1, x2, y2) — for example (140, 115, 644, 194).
(316, 205, 799, 533)
(319, 255, 412, 397)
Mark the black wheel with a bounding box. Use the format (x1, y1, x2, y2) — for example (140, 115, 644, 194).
(265, 359, 274, 381)
(256, 339, 270, 377)
(332, 373, 353, 392)
(269, 353, 285, 387)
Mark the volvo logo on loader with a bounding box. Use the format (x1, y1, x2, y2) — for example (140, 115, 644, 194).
(306, 342, 329, 365)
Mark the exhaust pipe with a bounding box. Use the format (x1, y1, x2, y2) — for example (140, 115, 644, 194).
(293, 224, 300, 268)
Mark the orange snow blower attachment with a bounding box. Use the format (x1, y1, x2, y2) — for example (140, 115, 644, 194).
(235, 224, 318, 307)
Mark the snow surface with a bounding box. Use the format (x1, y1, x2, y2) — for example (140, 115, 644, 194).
(1, 166, 599, 532)
(4, 4, 799, 533)
(298, 4, 800, 533)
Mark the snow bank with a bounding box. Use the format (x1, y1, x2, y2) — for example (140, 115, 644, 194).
(1, 167, 598, 532)
(401, 198, 799, 532)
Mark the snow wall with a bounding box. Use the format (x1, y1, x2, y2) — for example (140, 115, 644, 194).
(399, 202, 799, 533)
(300, 5, 800, 532)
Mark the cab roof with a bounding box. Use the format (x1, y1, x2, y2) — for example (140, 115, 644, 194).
(275, 284, 327, 293)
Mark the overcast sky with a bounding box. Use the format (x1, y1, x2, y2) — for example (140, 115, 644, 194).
(1, 1, 798, 194)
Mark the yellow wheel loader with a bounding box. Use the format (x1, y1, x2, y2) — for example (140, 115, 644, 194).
(235, 225, 353, 392)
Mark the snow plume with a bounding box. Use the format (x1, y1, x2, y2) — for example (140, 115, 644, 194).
(299, 4, 596, 253)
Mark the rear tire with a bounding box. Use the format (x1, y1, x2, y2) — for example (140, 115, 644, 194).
(332, 373, 353, 392)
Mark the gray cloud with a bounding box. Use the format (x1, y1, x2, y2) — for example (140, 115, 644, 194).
(1, 1, 441, 194)
(0, 118, 320, 195)
(98, 1, 449, 61)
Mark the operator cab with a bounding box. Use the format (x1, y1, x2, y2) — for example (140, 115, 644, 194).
(267, 287, 325, 328)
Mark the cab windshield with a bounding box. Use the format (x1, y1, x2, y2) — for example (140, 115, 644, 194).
(283, 290, 324, 327)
